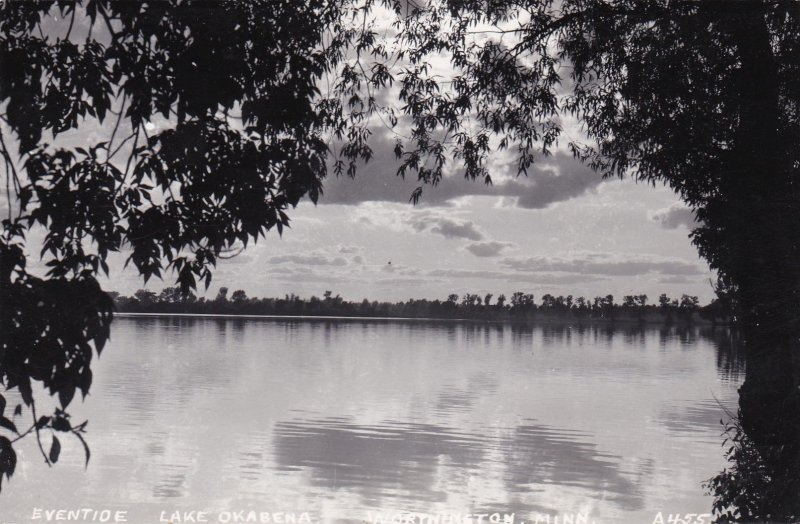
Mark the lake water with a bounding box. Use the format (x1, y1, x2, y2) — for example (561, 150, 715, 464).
(3, 316, 744, 524)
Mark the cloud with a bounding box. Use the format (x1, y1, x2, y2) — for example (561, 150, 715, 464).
(320, 132, 604, 209)
(266, 266, 301, 274)
(465, 241, 514, 257)
(407, 215, 485, 241)
(658, 275, 702, 285)
(374, 277, 432, 286)
(648, 203, 698, 229)
(268, 253, 348, 266)
(272, 272, 354, 284)
(501, 253, 705, 276)
(381, 263, 421, 276)
(511, 163, 603, 209)
(338, 245, 360, 254)
(426, 268, 604, 285)
(429, 219, 484, 241)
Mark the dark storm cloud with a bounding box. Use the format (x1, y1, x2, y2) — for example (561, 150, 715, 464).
(501, 254, 705, 276)
(320, 133, 603, 208)
(465, 241, 514, 257)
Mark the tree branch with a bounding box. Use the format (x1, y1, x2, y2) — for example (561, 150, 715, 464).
(30, 402, 51, 467)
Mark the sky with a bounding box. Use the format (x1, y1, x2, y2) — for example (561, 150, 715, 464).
(95, 136, 714, 304)
(5, 7, 717, 305)
(7, 125, 715, 304)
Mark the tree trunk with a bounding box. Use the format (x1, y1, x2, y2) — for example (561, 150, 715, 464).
(725, 8, 800, 516)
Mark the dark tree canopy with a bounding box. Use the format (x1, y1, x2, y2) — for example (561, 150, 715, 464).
(0, 0, 374, 490)
(374, 1, 799, 297)
(362, 3, 800, 519)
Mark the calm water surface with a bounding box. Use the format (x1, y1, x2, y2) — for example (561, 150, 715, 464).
(4, 317, 744, 523)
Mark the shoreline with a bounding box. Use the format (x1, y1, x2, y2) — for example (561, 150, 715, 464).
(115, 311, 729, 327)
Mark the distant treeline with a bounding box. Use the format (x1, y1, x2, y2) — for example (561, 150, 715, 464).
(111, 288, 733, 325)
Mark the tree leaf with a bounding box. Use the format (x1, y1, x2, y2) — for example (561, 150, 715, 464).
(49, 435, 61, 464)
(59, 387, 75, 409)
(0, 417, 18, 435)
(0, 436, 17, 487)
(74, 432, 91, 469)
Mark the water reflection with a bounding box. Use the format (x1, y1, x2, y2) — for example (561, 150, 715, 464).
(501, 424, 647, 511)
(1, 317, 746, 523)
(659, 399, 737, 437)
(153, 463, 190, 498)
(434, 373, 499, 416)
(274, 418, 486, 505)
(273, 416, 646, 513)
(706, 329, 747, 381)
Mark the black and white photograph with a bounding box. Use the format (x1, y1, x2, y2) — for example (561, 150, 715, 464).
(0, 1, 798, 523)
